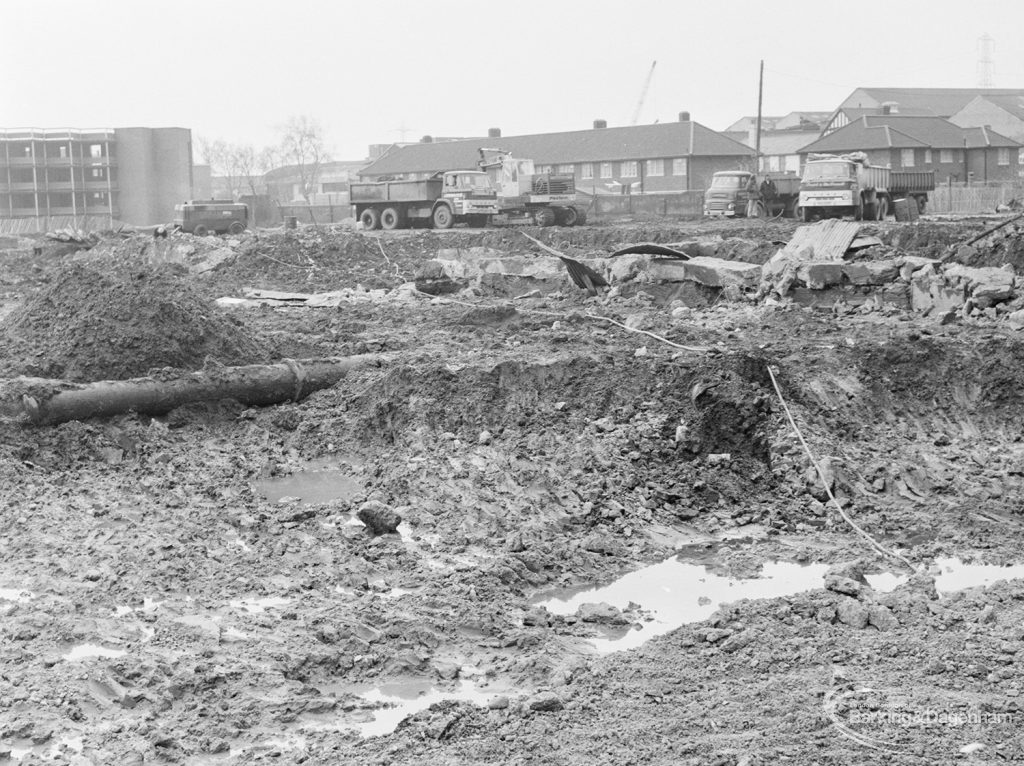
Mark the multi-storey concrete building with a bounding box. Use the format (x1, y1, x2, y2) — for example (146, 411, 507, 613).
(0, 127, 194, 229)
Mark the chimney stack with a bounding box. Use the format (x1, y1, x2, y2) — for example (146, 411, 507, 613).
(487, 127, 501, 138)
(678, 111, 691, 122)
(593, 119, 607, 129)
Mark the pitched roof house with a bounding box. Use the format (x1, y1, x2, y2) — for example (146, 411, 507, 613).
(825, 88, 1024, 135)
(359, 117, 755, 193)
(801, 114, 1021, 183)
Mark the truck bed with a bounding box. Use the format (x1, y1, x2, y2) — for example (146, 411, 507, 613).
(890, 170, 936, 193)
(350, 179, 443, 204)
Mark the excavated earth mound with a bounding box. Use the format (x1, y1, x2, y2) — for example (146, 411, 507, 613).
(0, 263, 268, 381)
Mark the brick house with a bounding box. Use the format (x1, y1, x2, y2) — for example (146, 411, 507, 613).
(799, 115, 1021, 184)
(358, 116, 754, 194)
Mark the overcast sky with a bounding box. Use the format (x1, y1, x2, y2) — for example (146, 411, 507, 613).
(3, 0, 1022, 162)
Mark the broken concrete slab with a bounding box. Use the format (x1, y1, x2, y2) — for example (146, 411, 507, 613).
(911, 276, 967, 314)
(944, 264, 1015, 303)
(844, 260, 900, 286)
(436, 247, 569, 282)
(648, 256, 761, 288)
(797, 262, 845, 290)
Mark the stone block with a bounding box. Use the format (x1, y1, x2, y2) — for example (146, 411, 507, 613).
(797, 262, 845, 290)
(647, 256, 760, 288)
(843, 260, 900, 286)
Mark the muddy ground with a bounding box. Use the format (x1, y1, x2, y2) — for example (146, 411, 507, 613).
(2, 217, 1024, 765)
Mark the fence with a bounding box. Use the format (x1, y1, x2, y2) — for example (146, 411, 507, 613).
(585, 191, 705, 220)
(927, 182, 1024, 215)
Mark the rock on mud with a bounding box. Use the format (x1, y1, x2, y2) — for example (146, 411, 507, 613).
(526, 691, 564, 712)
(357, 501, 402, 535)
(577, 602, 628, 625)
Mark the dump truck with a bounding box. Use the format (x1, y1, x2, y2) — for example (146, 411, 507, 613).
(703, 171, 801, 218)
(798, 153, 935, 222)
(350, 171, 499, 230)
(478, 149, 586, 227)
(173, 200, 248, 236)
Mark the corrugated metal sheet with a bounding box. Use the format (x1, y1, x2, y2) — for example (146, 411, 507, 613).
(780, 219, 861, 261)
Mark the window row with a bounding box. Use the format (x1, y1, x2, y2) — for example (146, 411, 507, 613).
(576, 158, 688, 180)
(900, 148, 1020, 167)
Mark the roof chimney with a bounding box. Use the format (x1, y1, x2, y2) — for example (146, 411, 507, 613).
(593, 119, 607, 129)
(678, 111, 691, 122)
(487, 127, 501, 138)
(420, 135, 433, 143)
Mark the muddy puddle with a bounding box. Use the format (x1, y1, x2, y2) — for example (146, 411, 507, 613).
(305, 679, 500, 739)
(254, 456, 363, 505)
(534, 552, 1024, 653)
(60, 643, 127, 661)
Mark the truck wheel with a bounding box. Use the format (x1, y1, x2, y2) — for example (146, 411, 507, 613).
(380, 207, 403, 230)
(915, 196, 926, 214)
(193, 224, 208, 237)
(432, 205, 454, 230)
(534, 208, 556, 227)
(749, 201, 766, 219)
(228, 221, 245, 235)
(558, 207, 579, 226)
(573, 207, 587, 226)
(360, 208, 381, 230)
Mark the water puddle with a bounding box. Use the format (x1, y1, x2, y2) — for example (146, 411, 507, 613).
(913, 557, 1024, 595)
(535, 558, 831, 652)
(255, 463, 361, 505)
(358, 680, 492, 737)
(0, 587, 33, 603)
(61, 643, 127, 661)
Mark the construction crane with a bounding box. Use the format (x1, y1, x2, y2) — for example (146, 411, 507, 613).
(630, 60, 657, 125)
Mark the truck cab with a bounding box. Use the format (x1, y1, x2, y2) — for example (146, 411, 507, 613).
(704, 171, 756, 217)
(173, 200, 248, 236)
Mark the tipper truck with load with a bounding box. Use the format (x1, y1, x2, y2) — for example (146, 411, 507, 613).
(350, 171, 499, 230)
(478, 149, 586, 227)
(703, 171, 801, 218)
(798, 153, 935, 222)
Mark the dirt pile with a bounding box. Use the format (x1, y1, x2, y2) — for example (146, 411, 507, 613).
(0, 263, 268, 381)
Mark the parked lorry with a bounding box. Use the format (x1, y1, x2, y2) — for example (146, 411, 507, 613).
(798, 153, 935, 222)
(478, 149, 586, 227)
(350, 171, 498, 230)
(703, 171, 801, 218)
(173, 200, 248, 236)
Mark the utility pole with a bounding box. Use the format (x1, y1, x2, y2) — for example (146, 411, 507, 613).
(755, 59, 764, 174)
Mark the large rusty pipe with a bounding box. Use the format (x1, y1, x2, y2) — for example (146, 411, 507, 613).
(20, 355, 383, 426)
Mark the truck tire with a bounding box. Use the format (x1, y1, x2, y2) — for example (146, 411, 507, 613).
(915, 196, 926, 214)
(534, 207, 556, 227)
(360, 208, 381, 230)
(193, 224, 208, 237)
(432, 205, 454, 230)
(380, 207, 403, 230)
(557, 206, 579, 226)
(574, 207, 587, 226)
(228, 221, 245, 235)
(749, 201, 766, 219)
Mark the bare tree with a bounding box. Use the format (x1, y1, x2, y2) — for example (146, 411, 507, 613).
(197, 137, 244, 200)
(233, 144, 276, 201)
(277, 116, 330, 204)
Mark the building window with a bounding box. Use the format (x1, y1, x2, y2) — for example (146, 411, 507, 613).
(646, 159, 664, 176)
(924, 149, 932, 164)
(621, 161, 638, 178)
(556, 164, 574, 174)
(600, 163, 612, 179)
(768, 156, 781, 172)
(59, 145, 68, 159)
(89, 144, 103, 159)
(581, 163, 593, 180)
(672, 158, 688, 176)
(901, 149, 915, 167)
(1019, 149, 1024, 166)
(998, 148, 1010, 166)
(940, 149, 953, 163)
